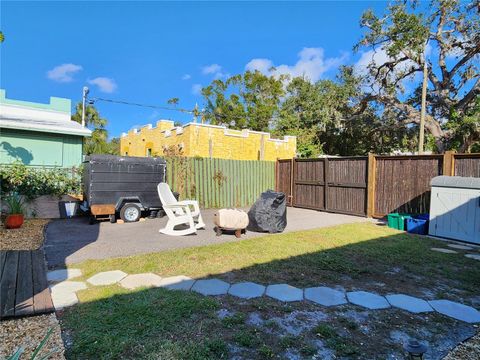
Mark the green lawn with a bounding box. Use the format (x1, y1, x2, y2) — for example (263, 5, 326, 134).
(72, 222, 479, 297)
(62, 222, 480, 359)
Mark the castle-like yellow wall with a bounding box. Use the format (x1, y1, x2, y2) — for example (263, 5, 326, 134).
(120, 120, 296, 161)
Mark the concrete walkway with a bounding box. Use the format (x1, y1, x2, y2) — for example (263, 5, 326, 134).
(48, 268, 480, 324)
(45, 208, 367, 267)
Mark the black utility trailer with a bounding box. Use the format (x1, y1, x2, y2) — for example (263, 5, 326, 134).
(83, 155, 167, 223)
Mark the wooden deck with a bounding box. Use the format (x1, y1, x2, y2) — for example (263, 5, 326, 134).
(0, 250, 54, 319)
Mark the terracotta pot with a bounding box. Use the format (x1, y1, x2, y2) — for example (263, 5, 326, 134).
(5, 214, 24, 229)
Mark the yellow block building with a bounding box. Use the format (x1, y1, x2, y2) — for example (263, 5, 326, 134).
(120, 120, 296, 161)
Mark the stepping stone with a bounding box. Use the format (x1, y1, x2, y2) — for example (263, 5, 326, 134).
(47, 269, 82, 282)
(119, 273, 163, 290)
(304, 286, 347, 306)
(265, 284, 303, 302)
(50, 290, 78, 309)
(157, 275, 195, 291)
(429, 300, 480, 323)
(50, 281, 87, 293)
(386, 294, 433, 313)
(448, 244, 474, 250)
(228, 282, 265, 299)
(465, 254, 480, 261)
(347, 291, 390, 310)
(431, 248, 458, 254)
(191, 279, 230, 296)
(87, 270, 127, 286)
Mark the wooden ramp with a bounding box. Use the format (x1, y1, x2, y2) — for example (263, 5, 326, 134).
(0, 250, 54, 319)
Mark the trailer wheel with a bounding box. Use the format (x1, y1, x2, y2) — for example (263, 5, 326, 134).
(120, 203, 141, 222)
(109, 214, 116, 223)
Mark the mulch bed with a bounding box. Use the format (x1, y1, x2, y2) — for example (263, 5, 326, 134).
(445, 332, 480, 360)
(0, 219, 50, 250)
(0, 313, 65, 359)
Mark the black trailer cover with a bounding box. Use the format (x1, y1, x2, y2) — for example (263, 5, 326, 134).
(247, 190, 287, 233)
(83, 155, 166, 209)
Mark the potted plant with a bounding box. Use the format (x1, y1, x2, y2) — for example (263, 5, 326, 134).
(4, 193, 25, 229)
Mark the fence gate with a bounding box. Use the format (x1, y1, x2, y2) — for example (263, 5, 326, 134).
(290, 157, 368, 216)
(276, 159, 294, 206)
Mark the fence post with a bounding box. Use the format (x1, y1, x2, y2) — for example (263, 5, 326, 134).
(290, 158, 295, 206)
(443, 150, 456, 176)
(366, 153, 376, 218)
(324, 157, 329, 211)
(275, 158, 279, 192)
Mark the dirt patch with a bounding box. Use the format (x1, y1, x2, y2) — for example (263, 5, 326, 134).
(0, 313, 65, 359)
(0, 219, 49, 250)
(212, 295, 477, 359)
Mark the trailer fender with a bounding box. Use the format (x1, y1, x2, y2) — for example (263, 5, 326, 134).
(115, 197, 145, 211)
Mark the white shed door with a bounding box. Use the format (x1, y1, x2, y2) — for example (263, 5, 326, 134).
(429, 187, 480, 244)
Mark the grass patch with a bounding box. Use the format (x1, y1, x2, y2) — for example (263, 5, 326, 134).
(233, 329, 259, 347)
(258, 344, 275, 358)
(63, 286, 222, 359)
(71, 222, 480, 296)
(61, 222, 480, 358)
(313, 323, 358, 356)
(221, 312, 246, 328)
(279, 335, 298, 349)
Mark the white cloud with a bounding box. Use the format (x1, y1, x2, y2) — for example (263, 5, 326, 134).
(192, 83, 202, 95)
(202, 64, 222, 75)
(47, 63, 83, 83)
(182, 74, 191, 80)
(355, 44, 432, 76)
(88, 77, 117, 93)
(201, 64, 229, 79)
(245, 58, 274, 74)
(354, 49, 390, 76)
(246, 47, 348, 82)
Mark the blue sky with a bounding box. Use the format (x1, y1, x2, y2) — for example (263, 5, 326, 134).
(1, 1, 389, 138)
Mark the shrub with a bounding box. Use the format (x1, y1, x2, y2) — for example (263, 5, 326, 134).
(0, 163, 82, 200)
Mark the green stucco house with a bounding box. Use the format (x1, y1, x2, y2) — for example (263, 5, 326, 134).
(0, 89, 91, 168)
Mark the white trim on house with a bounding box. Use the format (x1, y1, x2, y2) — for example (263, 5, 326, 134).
(0, 103, 91, 137)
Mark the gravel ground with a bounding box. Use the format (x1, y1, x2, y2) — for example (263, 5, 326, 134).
(444, 331, 480, 360)
(0, 219, 49, 250)
(0, 314, 65, 359)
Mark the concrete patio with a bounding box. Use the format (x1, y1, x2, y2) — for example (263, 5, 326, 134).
(44, 207, 367, 267)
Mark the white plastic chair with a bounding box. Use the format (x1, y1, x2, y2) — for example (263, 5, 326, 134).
(157, 183, 205, 236)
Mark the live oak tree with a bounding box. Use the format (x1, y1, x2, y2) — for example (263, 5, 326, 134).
(355, 0, 479, 152)
(276, 68, 413, 156)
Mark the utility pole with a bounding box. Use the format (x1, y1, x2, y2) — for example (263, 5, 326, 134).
(193, 103, 199, 123)
(82, 86, 89, 127)
(418, 49, 428, 155)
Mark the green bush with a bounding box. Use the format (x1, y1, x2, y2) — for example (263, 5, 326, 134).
(0, 163, 82, 200)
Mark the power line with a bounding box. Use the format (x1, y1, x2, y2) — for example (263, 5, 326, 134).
(90, 97, 195, 114)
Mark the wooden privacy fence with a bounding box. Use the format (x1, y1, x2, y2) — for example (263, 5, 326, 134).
(165, 157, 275, 208)
(282, 157, 368, 216)
(276, 152, 480, 218)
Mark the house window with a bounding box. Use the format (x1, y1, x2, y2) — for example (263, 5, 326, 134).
(146, 148, 152, 157)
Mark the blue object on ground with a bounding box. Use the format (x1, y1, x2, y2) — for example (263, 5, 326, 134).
(406, 214, 429, 235)
(415, 214, 429, 221)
